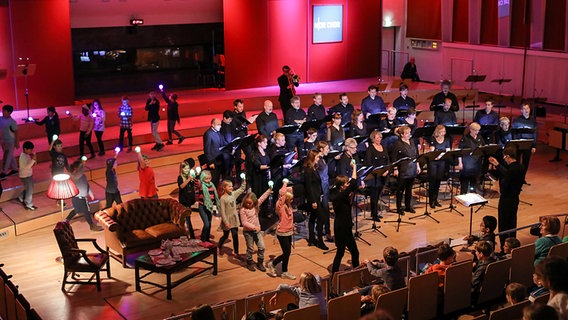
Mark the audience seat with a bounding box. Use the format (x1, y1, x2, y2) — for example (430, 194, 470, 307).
(444, 260, 474, 316)
(510, 243, 535, 288)
(407, 271, 438, 320)
(211, 300, 237, 320)
(488, 300, 530, 320)
(327, 292, 360, 320)
(548, 241, 568, 260)
(375, 287, 408, 320)
(476, 258, 512, 307)
(282, 304, 320, 320)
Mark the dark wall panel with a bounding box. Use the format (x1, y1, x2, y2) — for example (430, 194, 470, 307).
(480, 0, 498, 45)
(543, 0, 566, 51)
(452, 0, 469, 43)
(407, 0, 441, 40)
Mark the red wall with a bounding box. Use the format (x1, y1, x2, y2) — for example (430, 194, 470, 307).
(1, 0, 74, 110)
(224, 0, 381, 90)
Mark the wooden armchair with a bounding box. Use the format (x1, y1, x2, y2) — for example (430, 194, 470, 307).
(53, 220, 111, 291)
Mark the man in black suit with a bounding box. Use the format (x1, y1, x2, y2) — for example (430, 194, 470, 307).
(328, 92, 354, 128)
(256, 100, 279, 141)
(511, 103, 537, 172)
(203, 118, 230, 183)
(278, 65, 298, 116)
(430, 80, 459, 112)
(488, 148, 526, 252)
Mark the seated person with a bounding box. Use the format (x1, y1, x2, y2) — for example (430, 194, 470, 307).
(505, 282, 528, 307)
(471, 240, 497, 303)
(533, 257, 568, 319)
(522, 304, 559, 320)
(529, 265, 550, 302)
(500, 237, 521, 259)
(534, 216, 562, 267)
(426, 244, 457, 288)
(360, 284, 390, 317)
(364, 246, 406, 291)
(464, 215, 497, 249)
(270, 272, 327, 317)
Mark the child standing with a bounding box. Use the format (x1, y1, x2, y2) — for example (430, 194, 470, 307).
(195, 170, 220, 242)
(118, 96, 133, 152)
(18, 141, 37, 210)
(178, 161, 196, 239)
(69, 105, 95, 159)
(104, 148, 122, 208)
(92, 99, 106, 156)
(218, 178, 247, 256)
(34, 106, 60, 145)
(266, 180, 296, 279)
(239, 187, 272, 272)
(65, 159, 103, 231)
(137, 151, 158, 199)
(49, 138, 70, 176)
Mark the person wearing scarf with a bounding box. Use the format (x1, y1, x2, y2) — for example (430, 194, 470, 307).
(195, 170, 220, 242)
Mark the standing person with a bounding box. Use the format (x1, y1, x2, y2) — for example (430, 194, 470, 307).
(430, 80, 459, 112)
(474, 98, 499, 144)
(307, 92, 327, 140)
(488, 148, 526, 252)
(335, 137, 361, 179)
(316, 141, 333, 242)
(18, 141, 37, 211)
(118, 96, 133, 152)
(34, 106, 60, 145)
(49, 138, 70, 176)
(177, 160, 196, 239)
(401, 57, 420, 81)
(393, 84, 416, 112)
(240, 187, 272, 272)
(512, 103, 537, 173)
(365, 131, 390, 220)
(69, 105, 96, 159)
(104, 149, 122, 209)
(218, 178, 247, 256)
(246, 135, 270, 199)
(328, 93, 354, 128)
(0, 105, 19, 178)
(428, 125, 451, 208)
(203, 118, 230, 184)
(136, 151, 158, 199)
(65, 159, 103, 231)
(267, 181, 296, 279)
(146, 90, 164, 151)
(256, 100, 279, 141)
(391, 126, 420, 214)
(160, 88, 185, 145)
(326, 113, 345, 151)
(304, 150, 328, 250)
(331, 161, 361, 274)
(284, 96, 306, 153)
(91, 99, 106, 156)
(496, 117, 512, 147)
(195, 170, 220, 243)
(458, 122, 485, 194)
(277, 65, 299, 116)
(361, 85, 386, 119)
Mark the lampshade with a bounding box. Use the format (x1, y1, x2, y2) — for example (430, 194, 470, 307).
(47, 174, 79, 200)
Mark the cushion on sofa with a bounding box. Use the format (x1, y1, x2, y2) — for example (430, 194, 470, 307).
(122, 230, 157, 248)
(145, 223, 186, 240)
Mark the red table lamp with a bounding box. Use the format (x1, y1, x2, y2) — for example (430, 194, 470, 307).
(47, 174, 79, 219)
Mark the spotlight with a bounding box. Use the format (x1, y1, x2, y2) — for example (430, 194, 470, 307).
(195, 166, 201, 175)
(92, 112, 97, 118)
(28, 116, 34, 122)
(190, 169, 196, 177)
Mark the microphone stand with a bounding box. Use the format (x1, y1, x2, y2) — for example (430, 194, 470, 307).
(435, 148, 472, 217)
(360, 165, 391, 238)
(383, 157, 416, 232)
(409, 150, 443, 223)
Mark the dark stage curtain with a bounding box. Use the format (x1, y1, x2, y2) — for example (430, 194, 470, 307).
(407, 0, 441, 40)
(480, 0, 498, 45)
(543, 0, 566, 51)
(452, 0, 469, 43)
(510, 0, 531, 48)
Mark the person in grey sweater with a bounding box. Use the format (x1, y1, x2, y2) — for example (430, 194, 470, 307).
(270, 272, 327, 317)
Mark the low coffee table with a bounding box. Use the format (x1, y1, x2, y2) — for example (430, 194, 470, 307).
(134, 242, 217, 300)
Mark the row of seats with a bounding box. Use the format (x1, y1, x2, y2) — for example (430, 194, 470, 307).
(0, 265, 42, 320)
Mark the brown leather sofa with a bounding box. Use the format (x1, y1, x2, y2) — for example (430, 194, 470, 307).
(95, 198, 189, 267)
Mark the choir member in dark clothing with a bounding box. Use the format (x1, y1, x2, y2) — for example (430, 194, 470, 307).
(428, 125, 451, 208)
(327, 113, 345, 151)
(256, 100, 279, 141)
(246, 135, 271, 198)
(488, 148, 526, 252)
(400, 57, 420, 81)
(365, 131, 390, 220)
(361, 85, 386, 118)
(511, 103, 537, 172)
(393, 84, 416, 112)
(336, 138, 361, 179)
(307, 93, 327, 140)
(232, 99, 256, 182)
(380, 106, 401, 151)
(474, 98, 499, 144)
(35, 106, 60, 145)
(390, 126, 420, 214)
(349, 109, 369, 157)
(331, 162, 360, 274)
(430, 80, 459, 112)
(284, 96, 306, 153)
(329, 93, 354, 128)
(434, 98, 458, 126)
(203, 118, 230, 184)
(402, 107, 420, 149)
(278, 65, 298, 115)
(269, 132, 291, 193)
(458, 122, 484, 194)
(495, 117, 512, 147)
(316, 141, 333, 242)
(304, 150, 328, 250)
(301, 128, 318, 159)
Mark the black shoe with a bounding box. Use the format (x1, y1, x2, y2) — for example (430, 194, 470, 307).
(405, 207, 416, 214)
(8, 170, 18, 176)
(246, 263, 256, 272)
(317, 242, 329, 250)
(166, 141, 173, 145)
(127, 147, 132, 153)
(325, 236, 334, 242)
(434, 201, 442, 207)
(0, 173, 6, 179)
(178, 137, 185, 144)
(89, 154, 96, 159)
(256, 262, 266, 272)
(156, 144, 165, 151)
(397, 208, 405, 216)
(430, 203, 436, 209)
(308, 240, 317, 247)
(98, 151, 105, 156)
(151, 144, 158, 150)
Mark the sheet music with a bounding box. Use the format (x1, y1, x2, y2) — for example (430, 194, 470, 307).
(455, 193, 488, 207)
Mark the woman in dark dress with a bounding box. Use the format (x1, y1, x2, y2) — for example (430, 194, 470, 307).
(349, 109, 369, 158)
(247, 135, 271, 197)
(458, 122, 484, 194)
(390, 126, 420, 214)
(365, 131, 390, 221)
(402, 107, 420, 150)
(178, 161, 196, 239)
(327, 112, 345, 151)
(428, 125, 451, 208)
(304, 150, 328, 250)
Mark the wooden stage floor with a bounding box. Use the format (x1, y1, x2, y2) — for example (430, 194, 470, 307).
(0, 143, 567, 320)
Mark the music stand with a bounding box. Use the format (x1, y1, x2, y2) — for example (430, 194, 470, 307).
(465, 103, 481, 122)
(348, 165, 374, 246)
(276, 124, 300, 135)
(434, 148, 472, 216)
(409, 150, 444, 223)
(366, 112, 387, 131)
(15, 62, 37, 122)
(360, 165, 392, 238)
(455, 193, 488, 242)
(383, 157, 417, 232)
(412, 126, 436, 153)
